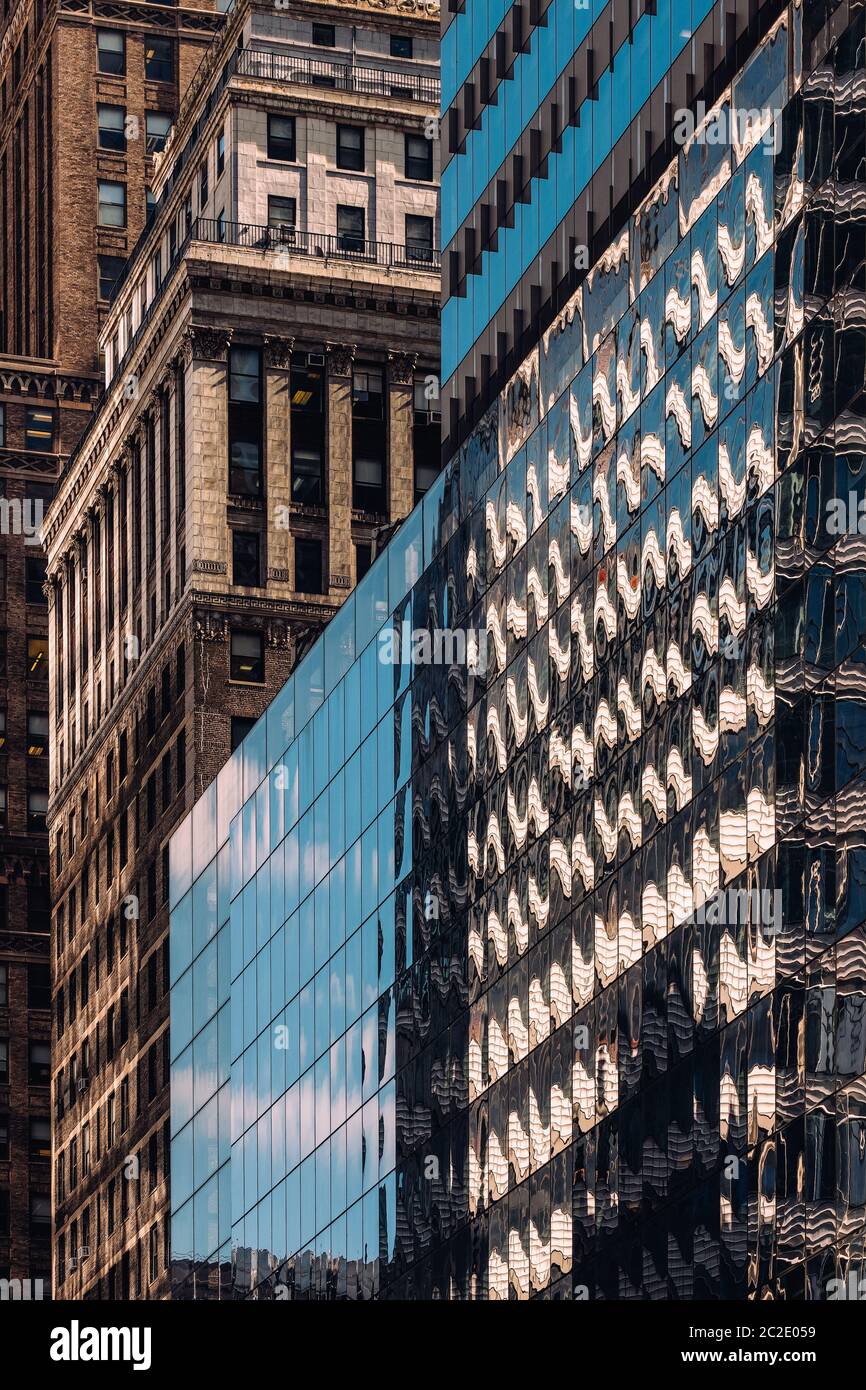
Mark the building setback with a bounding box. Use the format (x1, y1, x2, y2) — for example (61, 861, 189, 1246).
(0, 0, 222, 1293)
(169, 0, 866, 1299)
(46, 0, 440, 1300)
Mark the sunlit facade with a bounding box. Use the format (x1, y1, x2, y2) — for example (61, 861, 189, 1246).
(169, 0, 866, 1299)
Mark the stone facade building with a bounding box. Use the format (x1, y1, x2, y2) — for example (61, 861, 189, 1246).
(0, 0, 223, 1292)
(45, 0, 439, 1298)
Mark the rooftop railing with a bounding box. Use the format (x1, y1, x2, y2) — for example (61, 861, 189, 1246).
(236, 47, 440, 103)
(195, 218, 441, 270)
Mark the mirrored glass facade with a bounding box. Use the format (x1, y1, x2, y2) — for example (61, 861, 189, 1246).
(170, 0, 866, 1298)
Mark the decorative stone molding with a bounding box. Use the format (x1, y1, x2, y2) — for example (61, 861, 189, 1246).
(267, 567, 290, 583)
(192, 559, 228, 575)
(194, 611, 228, 643)
(263, 335, 295, 370)
(266, 619, 295, 652)
(183, 326, 233, 364)
(388, 350, 417, 385)
(325, 342, 356, 377)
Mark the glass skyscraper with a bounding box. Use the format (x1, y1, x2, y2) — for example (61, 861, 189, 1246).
(169, 0, 866, 1299)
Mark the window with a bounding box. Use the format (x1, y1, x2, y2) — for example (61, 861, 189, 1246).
(312, 21, 335, 45)
(336, 124, 364, 171)
(0, 633, 5, 677)
(29, 1041, 50, 1085)
(26, 557, 47, 604)
(146, 112, 172, 153)
(98, 254, 126, 301)
(390, 34, 413, 57)
(30, 1193, 50, 1239)
(97, 180, 126, 228)
(267, 195, 296, 243)
(199, 159, 208, 210)
(232, 531, 261, 587)
(405, 214, 434, 262)
(230, 631, 264, 683)
(25, 408, 55, 451)
(336, 204, 364, 252)
(28, 882, 50, 935)
(28, 964, 50, 1009)
(405, 133, 433, 181)
(0, 1039, 7, 1081)
(0, 405, 4, 446)
(290, 360, 325, 504)
(267, 114, 295, 162)
(228, 347, 263, 498)
(0, 711, 5, 751)
(216, 209, 226, 242)
(27, 712, 48, 757)
(30, 1118, 50, 1160)
(231, 717, 256, 751)
(97, 104, 125, 151)
(0, 963, 5, 1005)
(352, 368, 386, 512)
(295, 538, 323, 595)
(216, 128, 225, 175)
(0, 1114, 7, 1161)
(145, 37, 172, 82)
(97, 30, 125, 75)
(27, 636, 48, 678)
(28, 790, 48, 833)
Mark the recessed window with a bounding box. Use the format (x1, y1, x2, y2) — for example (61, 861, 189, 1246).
(28, 789, 48, 834)
(336, 204, 364, 253)
(0, 712, 6, 752)
(232, 530, 261, 587)
(29, 1040, 50, 1085)
(0, 788, 6, 831)
(228, 348, 263, 498)
(0, 404, 4, 446)
(97, 180, 126, 228)
(30, 1118, 50, 1160)
(390, 34, 413, 57)
(295, 537, 323, 595)
(97, 30, 125, 75)
(267, 114, 296, 162)
(0, 1038, 7, 1081)
(230, 631, 264, 683)
(145, 37, 173, 82)
(312, 21, 335, 46)
(27, 713, 49, 757)
(405, 214, 434, 262)
(216, 128, 225, 175)
(199, 159, 209, 210)
(146, 112, 172, 154)
(0, 963, 6, 1005)
(26, 558, 47, 604)
(336, 124, 364, 171)
(97, 104, 126, 152)
(0, 1113, 7, 1160)
(231, 716, 256, 752)
(267, 196, 296, 244)
(98, 254, 126, 302)
(27, 636, 48, 679)
(25, 409, 55, 452)
(405, 133, 433, 181)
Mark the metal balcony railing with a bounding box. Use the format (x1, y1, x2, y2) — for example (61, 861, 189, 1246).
(194, 219, 442, 270)
(237, 47, 440, 104)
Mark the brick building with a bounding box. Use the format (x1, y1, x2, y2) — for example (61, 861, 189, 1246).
(45, 0, 440, 1298)
(0, 0, 223, 1296)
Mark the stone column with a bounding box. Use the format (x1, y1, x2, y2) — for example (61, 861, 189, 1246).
(184, 326, 233, 590)
(387, 350, 417, 524)
(325, 341, 355, 599)
(264, 335, 294, 588)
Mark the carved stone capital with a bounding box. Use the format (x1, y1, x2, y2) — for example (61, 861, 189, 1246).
(263, 335, 295, 370)
(325, 342, 356, 377)
(184, 326, 233, 364)
(266, 618, 295, 653)
(193, 610, 228, 643)
(387, 350, 417, 386)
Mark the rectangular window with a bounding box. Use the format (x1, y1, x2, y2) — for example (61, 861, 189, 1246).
(98, 254, 126, 302)
(352, 367, 386, 512)
(267, 114, 295, 162)
(26, 557, 47, 603)
(290, 361, 325, 504)
(228, 348, 263, 498)
(405, 214, 434, 262)
(97, 104, 126, 152)
(146, 112, 172, 154)
(29, 1041, 50, 1086)
(199, 159, 208, 210)
(27, 635, 48, 678)
(0, 1114, 8, 1161)
(97, 180, 126, 228)
(267, 195, 296, 244)
(0, 710, 5, 751)
(232, 531, 261, 587)
(28, 964, 50, 1009)
(30, 1117, 50, 1160)
(145, 37, 173, 82)
(295, 537, 323, 595)
(216, 128, 225, 175)
(312, 21, 335, 45)
(27, 712, 48, 757)
(336, 124, 364, 171)
(0, 963, 5, 1005)
(390, 34, 413, 57)
(336, 204, 364, 253)
(97, 30, 125, 75)
(25, 408, 55, 451)
(405, 133, 433, 181)
(230, 631, 264, 683)
(28, 789, 48, 833)
(230, 717, 256, 751)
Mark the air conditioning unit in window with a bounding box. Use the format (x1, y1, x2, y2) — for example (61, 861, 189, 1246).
(77, 1076, 89, 1094)
(77, 1246, 90, 1261)
(66, 1256, 78, 1272)
(308, 353, 324, 367)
